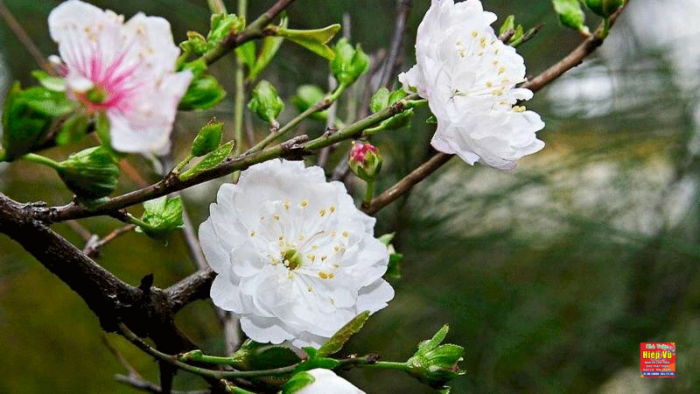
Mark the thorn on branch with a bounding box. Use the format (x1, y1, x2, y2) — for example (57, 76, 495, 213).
(139, 274, 155, 293)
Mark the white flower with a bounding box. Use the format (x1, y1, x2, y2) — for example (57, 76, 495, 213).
(48, 0, 192, 154)
(291, 369, 365, 394)
(399, 0, 545, 170)
(200, 159, 394, 348)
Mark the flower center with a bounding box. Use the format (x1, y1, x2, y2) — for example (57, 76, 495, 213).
(282, 248, 302, 270)
(86, 85, 108, 104)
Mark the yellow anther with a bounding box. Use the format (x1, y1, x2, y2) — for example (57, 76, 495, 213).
(342, 231, 349, 238)
(300, 199, 309, 208)
(319, 272, 329, 279)
(319, 209, 327, 217)
(329, 205, 336, 213)
(513, 106, 526, 113)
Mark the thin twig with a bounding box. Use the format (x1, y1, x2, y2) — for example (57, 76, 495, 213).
(84, 224, 137, 258)
(66, 220, 93, 241)
(0, 0, 53, 74)
(378, 0, 411, 89)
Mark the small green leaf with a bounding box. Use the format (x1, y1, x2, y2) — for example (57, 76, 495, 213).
(386, 247, 402, 280)
(330, 38, 370, 85)
(191, 119, 223, 157)
(179, 73, 227, 111)
(419, 324, 450, 352)
(426, 115, 437, 124)
(370, 88, 390, 114)
(378, 233, 395, 246)
(236, 41, 257, 70)
(499, 15, 515, 36)
(208, 13, 245, 46)
(274, 24, 341, 60)
(282, 371, 316, 394)
(317, 311, 371, 357)
(248, 15, 288, 80)
(552, 0, 590, 35)
(180, 140, 234, 180)
(291, 85, 328, 121)
(583, 0, 624, 17)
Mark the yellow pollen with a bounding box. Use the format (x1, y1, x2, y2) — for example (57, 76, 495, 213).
(334, 245, 341, 252)
(307, 285, 313, 292)
(485, 81, 493, 88)
(477, 51, 484, 56)
(321, 255, 328, 261)
(492, 88, 504, 96)
(471, 30, 478, 38)
(279, 235, 284, 241)
(307, 254, 316, 262)
(273, 214, 280, 221)
(492, 59, 499, 66)
(342, 231, 349, 238)
(495, 48, 500, 55)
(319, 209, 327, 217)
(300, 199, 309, 208)
(513, 106, 527, 113)
(319, 272, 329, 279)
(328, 273, 335, 279)
(329, 205, 336, 213)
(250, 231, 256, 237)
(498, 66, 506, 75)
(332, 263, 339, 268)
(312, 244, 319, 250)
(284, 200, 290, 210)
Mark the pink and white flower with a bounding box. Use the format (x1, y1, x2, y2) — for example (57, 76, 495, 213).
(200, 159, 394, 348)
(400, 0, 545, 170)
(48, 0, 192, 154)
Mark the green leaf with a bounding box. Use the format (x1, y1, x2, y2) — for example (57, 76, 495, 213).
(137, 196, 184, 240)
(499, 15, 515, 36)
(583, 0, 624, 17)
(419, 325, 449, 352)
(208, 13, 245, 46)
(386, 247, 402, 280)
(282, 371, 315, 394)
(236, 41, 257, 70)
(56, 146, 119, 199)
(330, 38, 370, 85)
(378, 233, 395, 246)
(370, 88, 390, 114)
(180, 140, 234, 180)
(552, 0, 590, 35)
(179, 74, 227, 111)
(317, 311, 371, 357)
(230, 340, 302, 371)
(191, 119, 223, 157)
(291, 85, 328, 121)
(426, 115, 437, 124)
(274, 24, 341, 60)
(248, 15, 288, 81)
(2, 82, 72, 161)
(31, 70, 66, 92)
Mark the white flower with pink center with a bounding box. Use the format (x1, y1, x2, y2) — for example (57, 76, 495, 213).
(48, 0, 192, 154)
(200, 159, 394, 348)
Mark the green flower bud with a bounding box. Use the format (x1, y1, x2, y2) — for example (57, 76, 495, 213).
(136, 196, 184, 240)
(2, 82, 72, 161)
(330, 38, 369, 86)
(182, 31, 209, 56)
(248, 80, 284, 123)
(583, 0, 624, 17)
(191, 119, 223, 157)
(552, 0, 590, 36)
(208, 13, 245, 47)
(56, 146, 119, 199)
(406, 325, 465, 389)
(348, 141, 382, 182)
(179, 73, 226, 111)
(227, 340, 301, 371)
(291, 85, 328, 121)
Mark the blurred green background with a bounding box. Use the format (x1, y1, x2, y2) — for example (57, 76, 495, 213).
(1, 0, 699, 393)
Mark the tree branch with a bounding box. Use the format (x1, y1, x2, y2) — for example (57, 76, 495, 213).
(0, 0, 53, 74)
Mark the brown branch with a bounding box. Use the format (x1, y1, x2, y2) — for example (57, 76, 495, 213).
(379, 0, 411, 89)
(362, 4, 630, 216)
(84, 224, 137, 258)
(0, 0, 53, 74)
(166, 268, 217, 313)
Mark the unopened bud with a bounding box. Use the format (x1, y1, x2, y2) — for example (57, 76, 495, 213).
(57, 146, 119, 199)
(248, 80, 285, 124)
(191, 119, 223, 157)
(330, 38, 369, 86)
(348, 141, 382, 182)
(406, 325, 465, 389)
(137, 196, 184, 240)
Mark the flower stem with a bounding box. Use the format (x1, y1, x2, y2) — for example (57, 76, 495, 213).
(22, 153, 62, 171)
(126, 214, 156, 232)
(207, 0, 227, 14)
(599, 17, 611, 39)
(247, 83, 347, 154)
(360, 361, 409, 371)
(179, 350, 244, 367)
(363, 180, 374, 207)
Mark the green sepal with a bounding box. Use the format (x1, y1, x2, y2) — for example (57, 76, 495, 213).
(369, 88, 413, 130)
(136, 196, 184, 240)
(236, 41, 257, 70)
(317, 311, 370, 357)
(56, 112, 90, 146)
(2, 82, 73, 161)
(180, 140, 234, 180)
(191, 119, 223, 157)
(281, 371, 316, 394)
(406, 325, 465, 389)
(552, 0, 590, 35)
(273, 24, 341, 60)
(330, 38, 370, 86)
(208, 13, 245, 47)
(378, 232, 395, 246)
(31, 70, 66, 92)
(179, 61, 227, 111)
(248, 80, 284, 123)
(56, 146, 119, 199)
(293, 347, 341, 374)
(291, 85, 328, 121)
